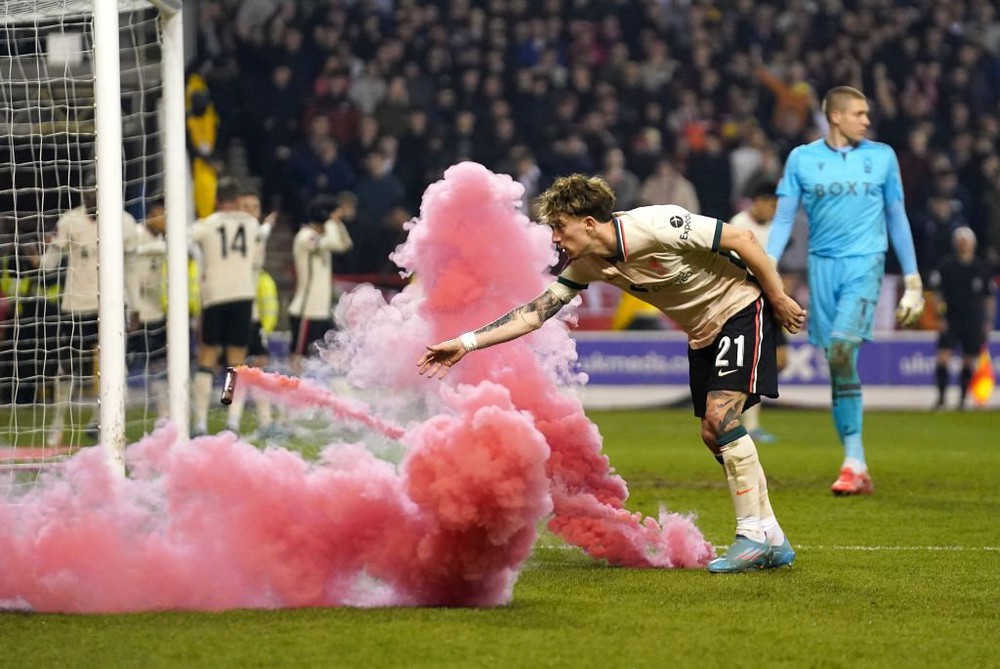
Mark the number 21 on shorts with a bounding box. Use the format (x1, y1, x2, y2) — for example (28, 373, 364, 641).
(716, 335, 745, 372)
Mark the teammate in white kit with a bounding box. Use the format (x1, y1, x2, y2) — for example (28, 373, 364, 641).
(41, 181, 138, 445)
(287, 192, 354, 371)
(125, 198, 169, 421)
(224, 183, 278, 436)
(189, 177, 264, 436)
(418, 174, 807, 573)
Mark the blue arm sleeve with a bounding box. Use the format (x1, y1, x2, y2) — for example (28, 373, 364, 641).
(885, 199, 918, 276)
(765, 192, 799, 260)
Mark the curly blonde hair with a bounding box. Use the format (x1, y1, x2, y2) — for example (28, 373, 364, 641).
(536, 174, 616, 224)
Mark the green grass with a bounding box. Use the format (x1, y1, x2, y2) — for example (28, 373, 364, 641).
(2, 408, 998, 668)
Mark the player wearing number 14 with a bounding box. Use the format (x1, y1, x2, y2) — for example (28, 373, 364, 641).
(189, 177, 264, 436)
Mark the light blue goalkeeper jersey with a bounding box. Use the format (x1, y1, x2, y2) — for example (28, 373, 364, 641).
(766, 138, 915, 271)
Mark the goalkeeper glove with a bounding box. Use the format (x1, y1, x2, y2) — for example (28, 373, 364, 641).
(895, 272, 925, 327)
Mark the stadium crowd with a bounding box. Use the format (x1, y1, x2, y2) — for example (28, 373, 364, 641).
(0, 0, 996, 439)
(185, 0, 1000, 296)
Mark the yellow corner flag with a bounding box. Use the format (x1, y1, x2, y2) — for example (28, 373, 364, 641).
(969, 346, 995, 407)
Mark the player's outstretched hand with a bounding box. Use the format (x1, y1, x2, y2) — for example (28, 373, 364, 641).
(772, 294, 807, 334)
(417, 339, 467, 379)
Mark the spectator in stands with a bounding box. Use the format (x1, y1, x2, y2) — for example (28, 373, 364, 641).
(186, 73, 221, 219)
(373, 75, 412, 138)
(687, 133, 734, 219)
(598, 147, 640, 212)
(344, 115, 382, 168)
(349, 62, 388, 116)
(244, 62, 302, 208)
(639, 158, 700, 213)
(303, 68, 360, 148)
(350, 150, 406, 274)
(286, 133, 355, 225)
(922, 191, 970, 273)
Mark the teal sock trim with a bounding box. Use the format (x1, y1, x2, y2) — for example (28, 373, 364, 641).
(717, 425, 748, 448)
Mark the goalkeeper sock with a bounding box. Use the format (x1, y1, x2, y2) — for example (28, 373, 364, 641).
(934, 362, 949, 406)
(829, 339, 865, 468)
(192, 368, 213, 433)
(741, 402, 761, 431)
(718, 427, 764, 543)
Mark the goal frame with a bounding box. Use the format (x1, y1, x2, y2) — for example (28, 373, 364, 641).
(0, 0, 191, 475)
(38, 0, 190, 472)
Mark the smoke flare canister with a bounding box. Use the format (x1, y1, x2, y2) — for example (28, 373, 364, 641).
(221, 367, 237, 405)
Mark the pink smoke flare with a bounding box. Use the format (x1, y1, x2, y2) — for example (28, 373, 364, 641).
(232, 365, 405, 440)
(0, 161, 712, 614)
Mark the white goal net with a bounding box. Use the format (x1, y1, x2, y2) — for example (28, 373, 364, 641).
(0, 1, 177, 485)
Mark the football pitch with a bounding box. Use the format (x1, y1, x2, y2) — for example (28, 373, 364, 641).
(2, 407, 997, 668)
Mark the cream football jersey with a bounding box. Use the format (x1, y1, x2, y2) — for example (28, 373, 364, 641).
(288, 220, 353, 319)
(554, 205, 761, 349)
(42, 206, 138, 314)
(126, 225, 167, 323)
(190, 210, 262, 308)
(729, 209, 773, 247)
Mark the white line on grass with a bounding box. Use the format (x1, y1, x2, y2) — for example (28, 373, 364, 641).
(794, 545, 1000, 552)
(535, 544, 1000, 553)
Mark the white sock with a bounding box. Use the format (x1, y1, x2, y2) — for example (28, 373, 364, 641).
(255, 393, 273, 428)
(843, 457, 866, 473)
(227, 385, 246, 431)
(192, 370, 213, 433)
(757, 462, 785, 546)
(720, 433, 764, 543)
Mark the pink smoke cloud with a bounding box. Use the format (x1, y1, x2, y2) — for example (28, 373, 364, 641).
(0, 162, 711, 614)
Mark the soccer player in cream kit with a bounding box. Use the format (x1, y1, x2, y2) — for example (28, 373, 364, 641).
(419, 173, 807, 573)
(189, 177, 264, 436)
(41, 182, 138, 444)
(766, 86, 924, 496)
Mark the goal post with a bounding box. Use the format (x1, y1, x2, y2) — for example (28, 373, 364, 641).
(0, 0, 189, 484)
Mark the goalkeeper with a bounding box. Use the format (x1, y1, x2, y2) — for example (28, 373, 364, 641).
(765, 86, 925, 497)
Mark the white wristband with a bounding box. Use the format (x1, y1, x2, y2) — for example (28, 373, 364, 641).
(459, 331, 478, 352)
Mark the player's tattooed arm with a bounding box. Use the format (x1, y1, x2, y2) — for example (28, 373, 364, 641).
(479, 288, 565, 336)
(417, 288, 567, 378)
